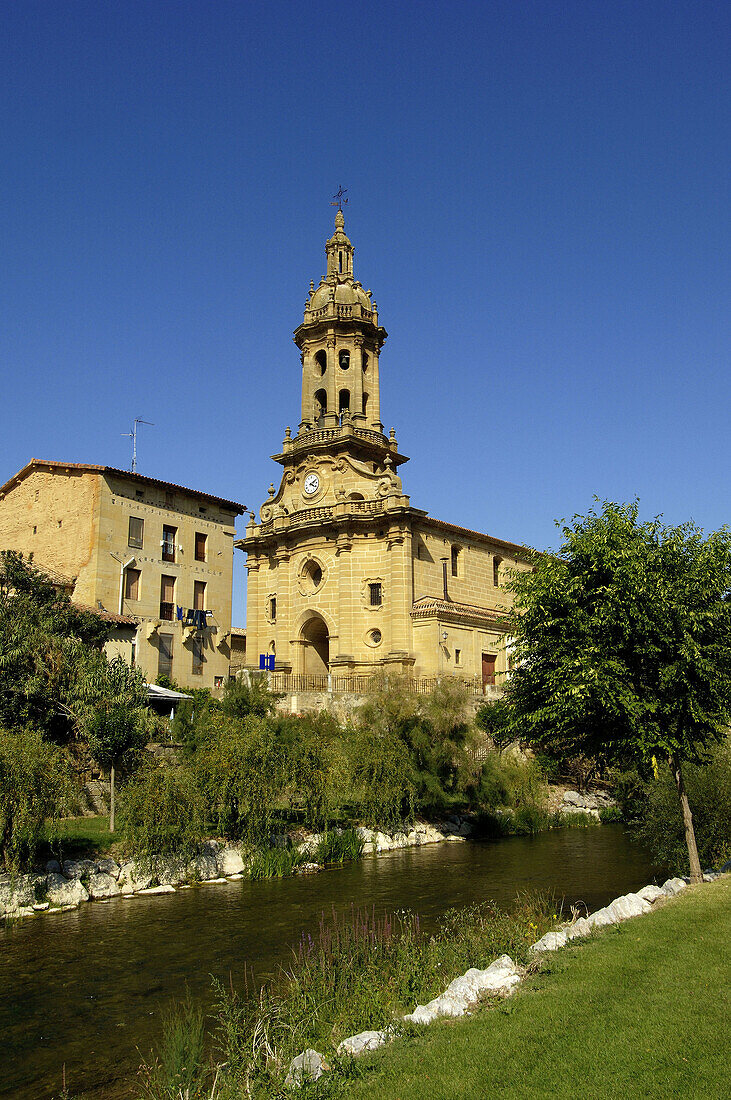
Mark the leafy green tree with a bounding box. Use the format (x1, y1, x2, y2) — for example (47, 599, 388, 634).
(504, 501, 731, 882)
(356, 676, 475, 815)
(279, 711, 345, 830)
(194, 712, 285, 843)
(352, 724, 416, 830)
(0, 552, 112, 741)
(0, 726, 69, 872)
(120, 763, 206, 871)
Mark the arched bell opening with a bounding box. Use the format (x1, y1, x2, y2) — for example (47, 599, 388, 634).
(339, 389, 350, 419)
(301, 614, 329, 675)
(315, 350, 327, 376)
(314, 389, 327, 425)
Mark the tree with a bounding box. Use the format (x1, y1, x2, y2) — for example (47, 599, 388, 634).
(0, 551, 112, 741)
(0, 726, 69, 873)
(503, 501, 731, 882)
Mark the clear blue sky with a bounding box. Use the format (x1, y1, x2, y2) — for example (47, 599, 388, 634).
(2, 1, 729, 625)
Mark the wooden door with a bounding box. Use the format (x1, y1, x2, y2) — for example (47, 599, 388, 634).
(481, 652, 496, 691)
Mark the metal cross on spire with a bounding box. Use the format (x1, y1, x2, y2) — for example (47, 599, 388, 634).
(330, 186, 349, 211)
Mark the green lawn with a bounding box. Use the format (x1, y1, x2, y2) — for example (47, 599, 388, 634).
(345, 877, 730, 1100)
(42, 814, 120, 860)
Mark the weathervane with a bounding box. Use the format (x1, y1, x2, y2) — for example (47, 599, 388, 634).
(330, 186, 349, 212)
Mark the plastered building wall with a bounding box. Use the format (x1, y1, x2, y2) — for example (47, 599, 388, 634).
(0, 462, 242, 690)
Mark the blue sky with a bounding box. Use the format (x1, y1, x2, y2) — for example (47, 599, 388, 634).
(2, 1, 729, 625)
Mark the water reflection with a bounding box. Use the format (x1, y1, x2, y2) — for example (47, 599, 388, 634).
(1, 826, 660, 1099)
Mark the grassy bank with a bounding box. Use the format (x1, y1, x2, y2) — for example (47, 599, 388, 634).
(343, 876, 730, 1100)
(137, 895, 555, 1098)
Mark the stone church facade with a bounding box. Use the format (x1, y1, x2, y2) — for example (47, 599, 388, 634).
(238, 211, 531, 689)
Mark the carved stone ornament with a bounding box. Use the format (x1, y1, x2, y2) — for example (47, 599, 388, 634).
(259, 504, 273, 523)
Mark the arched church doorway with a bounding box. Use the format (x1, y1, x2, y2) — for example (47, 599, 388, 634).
(301, 614, 329, 675)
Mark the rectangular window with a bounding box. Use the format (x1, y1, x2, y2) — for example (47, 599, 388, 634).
(455, 648, 462, 666)
(368, 582, 382, 607)
(195, 531, 207, 561)
(192, 639, 205, 676)
(193, 580, 206, 612)
(451, 545, 460, 578)
(128, 516, 144, 549)
(158, 633, 174, 678)
(131, 641, 136, 667)
(160, 574, 176, 620)
(493, 557, 502, 587)
(270, 596, 277, 622)
(162, 525, 177, 563)
(124, 567, 140, 601)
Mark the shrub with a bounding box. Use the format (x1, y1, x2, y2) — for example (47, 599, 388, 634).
(119, 764, 206, 869)
(0, 726, 69, 873)
(632, 741, 731, 873)
(220, 676, 282, 720)
(475, 749, 547, 815)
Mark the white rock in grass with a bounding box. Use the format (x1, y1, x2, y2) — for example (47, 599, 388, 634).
(404, 955, 520, 1025)
(565, 917, 592, 940)
(662, 877, 687, 897)
(284, 1048, 327, 1087)
(637, 884, 665, 904)
(337, 1029, 391, 1057)
(604, 893, 650, 922)
(530, 930, 567, 953)
(586, 907, 615, 929)
(46, 874, 89, 907)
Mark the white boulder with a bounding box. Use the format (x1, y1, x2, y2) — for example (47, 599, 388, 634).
(284, 1048, 327, 1087)
(117, 860, 154, 895)
(46, 874, 88, 907)
(404, 955, 520, 1025)
(62, 859, 96, 880)
(530, 930, 568, 953)
(218, 847, 246, 876)
(565, 917, 592, 940)
(661, 877, 687, 897)
(604, 893, 651, 922)
(96, 858, 121, 879)
(337, 1029, 391, 1057)
(87, 872, 121, 899)
(637, 884, 665, 904)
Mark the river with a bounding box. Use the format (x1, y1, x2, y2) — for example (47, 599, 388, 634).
(1, 825, 661, 1100)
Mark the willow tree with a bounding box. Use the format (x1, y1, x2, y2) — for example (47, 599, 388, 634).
(504, 501, 731, 882)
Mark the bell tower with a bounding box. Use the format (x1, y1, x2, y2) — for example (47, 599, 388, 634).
(239, 207, 416, 677)
(296, 208, 386, 434)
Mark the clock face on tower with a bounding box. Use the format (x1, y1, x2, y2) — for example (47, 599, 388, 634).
(303, 472, 320, 496)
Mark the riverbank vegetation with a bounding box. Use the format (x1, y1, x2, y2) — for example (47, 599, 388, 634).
(339, 876, 731, 1100)
(137, 893, 555, 1100)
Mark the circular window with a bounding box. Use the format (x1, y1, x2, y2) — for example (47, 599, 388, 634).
(370, 629, 382, 645)
(300, 558, 324, 594)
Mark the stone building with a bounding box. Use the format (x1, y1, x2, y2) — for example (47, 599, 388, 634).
(238, 211, 531, 689)
(0, 460, 244, 689)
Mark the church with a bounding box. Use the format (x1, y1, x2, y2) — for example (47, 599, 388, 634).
(237, 208, 531, 690)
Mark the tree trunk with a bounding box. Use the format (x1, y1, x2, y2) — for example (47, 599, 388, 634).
(109, 763, 115, 833)
(669, 753, 702, 884)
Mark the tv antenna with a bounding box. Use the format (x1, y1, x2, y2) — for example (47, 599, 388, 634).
(122, 418, 154, 473)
